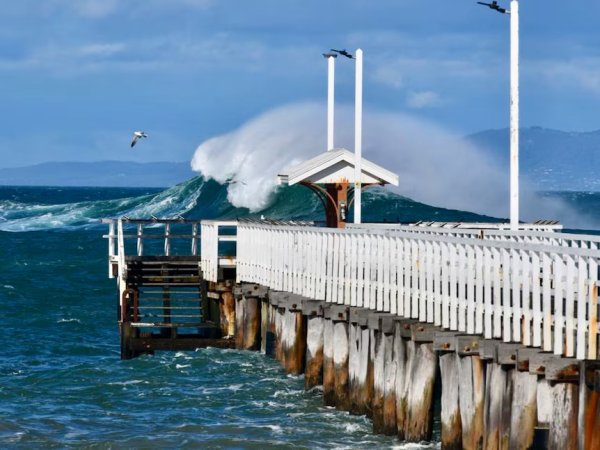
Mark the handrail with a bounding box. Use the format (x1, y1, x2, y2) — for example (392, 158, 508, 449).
(103, 218, 239, 282)
(117, 219, 126, 279)
(236, 222, 600, 361)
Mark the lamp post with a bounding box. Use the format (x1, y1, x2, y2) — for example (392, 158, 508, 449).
(354, 49, 363, 224)
(322, 52, 338, 151)
(478, 0, 519, 230)
(331, 48, 363, 224)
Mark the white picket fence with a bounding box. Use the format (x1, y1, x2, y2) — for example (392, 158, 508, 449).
(235, 222, 600, 361)
(200, 220, 238, 282)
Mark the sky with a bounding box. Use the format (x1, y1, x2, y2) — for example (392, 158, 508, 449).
(1, 0, 600, 168)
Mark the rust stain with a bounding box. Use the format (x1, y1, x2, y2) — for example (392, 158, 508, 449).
(583, 390, 600, 450)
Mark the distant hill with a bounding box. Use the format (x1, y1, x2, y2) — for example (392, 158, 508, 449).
(467, 127, 600, 191)
(0, 161, 195, 187)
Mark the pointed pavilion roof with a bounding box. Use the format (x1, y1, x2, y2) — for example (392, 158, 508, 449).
(277, 148, 399, 186)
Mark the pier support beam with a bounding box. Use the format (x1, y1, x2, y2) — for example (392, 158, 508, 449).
(394, 321, 409, 440)
(509, 370, 537, 449)
(323, 313, 336, 407)
(219, 290, 235, 338)
(281, 299, 306, 375)
(405, 340, 437, 441)
(304, 301, 324, 390)
(333, 315, 350, 410)
(579, 363, 600, 450)
(483, 361, 508, 450)
(458, 355, 485, 450)
(234, 284, 265, 351)
(440, 352, 462, 450)
(349, 314, 372, 416)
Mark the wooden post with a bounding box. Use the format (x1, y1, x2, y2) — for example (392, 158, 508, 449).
(260, 298, 269, 353)
(235, 294, 245, 349)
(219, 290, 235, 338)
(372, 329, 386, 433)
(405, 342, 437, 441)
(305, 315, 324, 390)
(382, 329, 397, 435)
(509, 371, 537, 449)
(235, 294, 261, 351)
(579, 364, 600, 450)
(265, 303, 277, 357)
(281, 308, 306, 375)
(548, 382, 579, 450)
(349, 325, 372, 415)
(244, 296, 261, 350)
(325, 182, 349, 228)
(394, 322, 408, 440)
(323, 317, 336, 406)
(483, 361, 508, 450)
(458, 355, 485, 450)
(348, 322, 360, 413)
(275, 305, 284, 362)
(440, 352, 462, 449)
(333, 320, 350, 410)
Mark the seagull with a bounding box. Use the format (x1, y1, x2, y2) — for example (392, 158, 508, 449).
(331, 49, 354, 59)
(476, 1, 508, 14)
(131, 131, 148, 148)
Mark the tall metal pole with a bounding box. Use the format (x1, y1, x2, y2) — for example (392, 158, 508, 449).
(327, 56, 336, 151)
(510, 0, 519, 230)
(354, 49, 363, 224)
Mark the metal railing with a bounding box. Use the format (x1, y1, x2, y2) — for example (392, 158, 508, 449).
(103, 218, 237, 282)
(236, 222, 600, 361)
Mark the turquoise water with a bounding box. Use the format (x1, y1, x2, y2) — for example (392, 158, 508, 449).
(1, 180, 597, 448)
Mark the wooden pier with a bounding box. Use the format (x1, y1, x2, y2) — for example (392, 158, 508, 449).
(104, 217, 600, 449)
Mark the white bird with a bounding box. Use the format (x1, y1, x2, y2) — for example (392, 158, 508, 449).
(131, 131, 148, 148)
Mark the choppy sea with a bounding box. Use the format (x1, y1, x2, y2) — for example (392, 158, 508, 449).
(0, 179, 598, 448)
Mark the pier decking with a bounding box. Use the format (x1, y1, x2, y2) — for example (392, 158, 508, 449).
(104, 217, 600, 448)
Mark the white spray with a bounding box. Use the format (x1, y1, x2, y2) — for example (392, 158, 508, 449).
(190, 102, 582, 226)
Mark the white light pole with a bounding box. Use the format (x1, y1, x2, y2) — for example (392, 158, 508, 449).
(478, 0, 519, 230)
(509, 0, 519, 230)
(354, 48, 363, 224)
(324, 53, 337, 151)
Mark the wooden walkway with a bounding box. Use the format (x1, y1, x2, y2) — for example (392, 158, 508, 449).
(234, 222, 600, 361)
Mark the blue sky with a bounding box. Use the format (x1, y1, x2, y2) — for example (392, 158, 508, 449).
(1, 0, 599, 167)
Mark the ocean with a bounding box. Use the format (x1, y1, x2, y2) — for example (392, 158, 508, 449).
(1, 179, 598, 448)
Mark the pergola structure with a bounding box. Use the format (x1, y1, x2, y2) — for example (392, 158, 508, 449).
(277, 148, 399, 228)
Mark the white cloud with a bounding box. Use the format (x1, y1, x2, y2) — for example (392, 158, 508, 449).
(536, 57, 600, 96)
(406, 90, 442, 109)
(72, 0, 119, 18)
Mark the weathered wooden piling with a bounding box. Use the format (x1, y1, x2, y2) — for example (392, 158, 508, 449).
(483, 361, 508, 450)
(332, 312, 350, 410)
(304, 301, 324, 390)
(349, 310, 372, 416)
(370, 314, 397, 435)
(394, 321, 409, 441)
(281, 298, 306, 375)
(219, 290, 235, 338)
(509, 370, 537, 449)
(580, 363, 600, 450)
(458, 355, 485, 450)
(439, 351, 462, 449)
(404, 326, 437, 442)
(323, 311, 336, 407)
(234, 284, 264, 351)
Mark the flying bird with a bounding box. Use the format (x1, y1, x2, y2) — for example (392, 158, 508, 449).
(130, 131, 148, 148)
(331, 49, 354, 59)
(476, 1, 508, 13)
